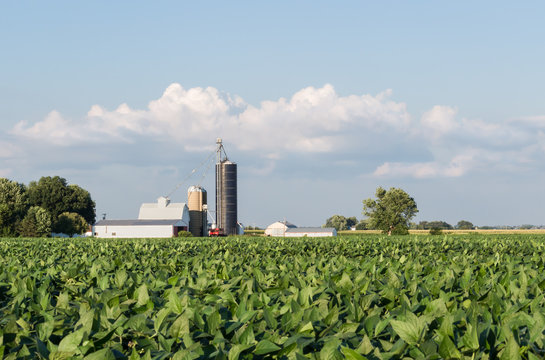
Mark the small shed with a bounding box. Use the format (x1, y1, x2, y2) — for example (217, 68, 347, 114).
(93, 219, 188, 238)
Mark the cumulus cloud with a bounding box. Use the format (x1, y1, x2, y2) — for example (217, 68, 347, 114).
(11, 83, 410, 155)
(8, 83, 545, 180)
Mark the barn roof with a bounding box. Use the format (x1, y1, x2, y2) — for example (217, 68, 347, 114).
(95, 219, 182, 226)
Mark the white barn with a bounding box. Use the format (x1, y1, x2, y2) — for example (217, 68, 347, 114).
(265, 221, 336, 237)
(93, 197, 190, 238)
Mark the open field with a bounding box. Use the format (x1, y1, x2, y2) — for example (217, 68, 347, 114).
(1, 235, 545, 359)
(340, 229, 545, 236)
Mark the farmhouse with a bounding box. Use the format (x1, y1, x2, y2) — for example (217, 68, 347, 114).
(93, 197, 190, 238)
(265, 221, 336, 237)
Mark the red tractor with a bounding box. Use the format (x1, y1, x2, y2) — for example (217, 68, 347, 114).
(208, 228, 225, 237)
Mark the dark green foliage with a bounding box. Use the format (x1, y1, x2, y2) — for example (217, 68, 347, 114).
(2, 235, 545, 358)
(28, 176, 96, 229)
(457, 220, 475, 230)
(363, 187, 418, 235)
(17, 206, 52, 237)
(55, 212, 88, 236)
(355, 219, 368, 230)
(429, 227, 443, 235)
(176, 230, 193, 237)
(417, 220, 453, 230)
(324, 215, 358, 231)
(0, 178, 28, 236)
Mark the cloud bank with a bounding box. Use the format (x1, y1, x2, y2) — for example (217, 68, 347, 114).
(8, 83, 545, 179)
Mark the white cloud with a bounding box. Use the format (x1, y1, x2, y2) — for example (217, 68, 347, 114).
(8, 83, 545, 180)
(11, 83, 410, 156)
(420, 105, 459, 138)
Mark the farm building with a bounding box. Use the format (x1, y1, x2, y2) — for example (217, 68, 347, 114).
(265, 221, 336, 237)
(93, 197, 190, 238)
(285, 227, 337, 237)
(264, 221, 297, 236)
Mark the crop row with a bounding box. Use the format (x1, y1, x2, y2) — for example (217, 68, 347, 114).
(1, 235, 545, 359)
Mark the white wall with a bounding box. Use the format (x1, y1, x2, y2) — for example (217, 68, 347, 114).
(286, 231, 336, 237)
(94, 225, 174, 238)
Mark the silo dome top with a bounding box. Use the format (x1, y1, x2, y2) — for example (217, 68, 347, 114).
(188, 185, 206, 193)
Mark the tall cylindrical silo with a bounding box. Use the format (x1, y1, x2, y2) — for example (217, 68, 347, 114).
(188, 185, 207, 236)
(216, 160, 237, 235)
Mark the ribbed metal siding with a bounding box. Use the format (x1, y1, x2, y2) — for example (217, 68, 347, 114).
(216, 161, 237, 235)
(188, 186, 207, 237)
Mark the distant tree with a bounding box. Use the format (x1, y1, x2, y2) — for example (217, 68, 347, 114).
(346, 217, 357, 229)
(27, 176, 95, 231)
(456, 220, 475, 230)
(429, 227, 443, 235)
(0, 178, 28, 236)
(55, 212, 88, 236)
(17, 206, 52, 237)
(417, 221, 452, 230)
(355, 219, 368, 230)
(363, 187, 418, 235)
(244, 226, 262, 230)
(324, 215, 351, 231)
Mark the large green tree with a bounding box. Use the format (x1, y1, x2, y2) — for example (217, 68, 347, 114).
(27, 176, 95, 231)
(0, 178, 28, 236)
(363, 187, 418, 235)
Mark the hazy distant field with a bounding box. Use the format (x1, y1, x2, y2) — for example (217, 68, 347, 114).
(1, 235, 545, 358)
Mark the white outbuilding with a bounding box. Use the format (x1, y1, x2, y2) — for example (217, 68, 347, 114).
(264, 221, 297, 236)
(93, 197, 190, 238)
(265, 221, 336, 237)
(285, 227, 337, 237)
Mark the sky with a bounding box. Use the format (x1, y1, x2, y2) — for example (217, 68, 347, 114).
(1, 1, 545, 227)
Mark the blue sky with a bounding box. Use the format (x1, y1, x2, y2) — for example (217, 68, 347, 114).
(1, 1, 545, 227)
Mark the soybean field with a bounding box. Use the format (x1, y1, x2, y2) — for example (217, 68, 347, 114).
(1, 235, 545, 359)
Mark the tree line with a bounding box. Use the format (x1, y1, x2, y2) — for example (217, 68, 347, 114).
(0, 176, 95, 237)
(324, 187, 475, 234)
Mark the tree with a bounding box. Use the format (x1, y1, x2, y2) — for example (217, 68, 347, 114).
(363, 187, 418, 235)
(456, 220, 474, 230)
(416, 221, 452, 230)
(55, 212, 88, 236)
(346, 217, 357, 229)
(0, 178, 28, 236)
(17, 206, 52, 237)
(66, 184, 96, 225)
(355, 220, 368, 230)
(27, 176, 95, 231)
(324, 215, 357, 231)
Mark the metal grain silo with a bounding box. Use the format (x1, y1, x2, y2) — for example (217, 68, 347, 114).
(187, 185, 207, 236)
(216, 160, 237, 235)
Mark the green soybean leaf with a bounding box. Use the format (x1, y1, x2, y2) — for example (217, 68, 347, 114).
(83, 348, 116, 360)
(254, 339, 281, 355)
(390, 313, 427, 346)
(438, 335, 461, 359)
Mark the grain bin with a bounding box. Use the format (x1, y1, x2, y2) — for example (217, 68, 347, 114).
(187, 185, 207, 236)
(214, 138, 238, 236)
(216, 160, 237, 235)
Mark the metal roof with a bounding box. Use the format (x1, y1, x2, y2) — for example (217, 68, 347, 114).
(95, 219, 182, 226)
(286, 227, 336, 233)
